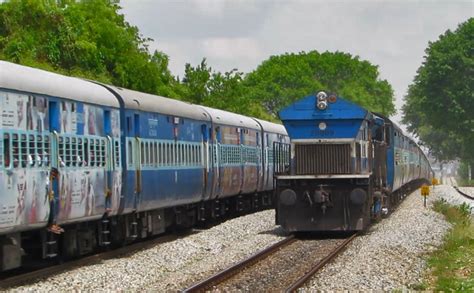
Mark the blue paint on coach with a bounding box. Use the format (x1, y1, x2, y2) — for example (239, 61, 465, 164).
(279, 94, 369, 139)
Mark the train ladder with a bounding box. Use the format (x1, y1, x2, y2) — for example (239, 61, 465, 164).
(100, 218, 112, 246)
(44, 231, 58, 258)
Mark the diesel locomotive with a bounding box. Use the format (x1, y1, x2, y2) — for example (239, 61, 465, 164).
(274, 92, 433, 232)
(0, 61, 288, 271)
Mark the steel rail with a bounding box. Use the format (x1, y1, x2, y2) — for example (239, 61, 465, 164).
(285, 233, 358, 292)
(0, 234, 181, 289)
(183, 235, 296, 292)
(453, 186, 474, 200)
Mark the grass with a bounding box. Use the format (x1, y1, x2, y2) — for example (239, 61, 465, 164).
(424, 199, 474, 291)
(458, 179, 474, 187)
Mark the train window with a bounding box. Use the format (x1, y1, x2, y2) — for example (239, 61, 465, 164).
(89, 139, 94, 167)
(128, 140, 133, 166)
(157, 142, 162, 166)
(65, 137, 71, 167)
(20, 134, 27, 168)
(166, 142, 173, 166)
(94, 139, 100, 167)
(77, 138, 83, 167)
(115, 140, 120, 167)
(44, 135, 50, 167)
(84, 139, 89, 167)
(28, 134, 35, 167)
(148, 142, 152, 166)
(151, 142, 155, 167)
(170, 142, 175, 166)
(35, 135, 42, 167)
(3, 133, 10, 168)
(141, 142, 145, 165)
(0, 135, 2, 167)
(71, 137, 77, 167)
(59, 136, 66, 167)
(144, 142, 148, 166)
(93, 139, 98, 167)
(184, 144, 187, 165)
(176, 144, 180, 165)
(101, 140, 106, 167)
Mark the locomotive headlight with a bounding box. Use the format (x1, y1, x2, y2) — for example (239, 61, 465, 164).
(317, 91, 327, 101)
(318, 122, 327, 130)
(280, 189, 297, 206)
(317, 100, 328, 110)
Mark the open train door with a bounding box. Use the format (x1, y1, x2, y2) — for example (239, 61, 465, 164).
(201, 124, 213, 201)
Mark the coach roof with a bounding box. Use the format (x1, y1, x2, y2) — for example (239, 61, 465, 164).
(199, 106, 261, 130)
(106, 85, 210, 121)
(0, 61, 119, 107)
(253, 118, 287, 135)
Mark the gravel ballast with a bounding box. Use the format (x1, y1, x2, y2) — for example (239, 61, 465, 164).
(11, 184, 462, 291)
(10, 210, 287, 291)
(436, 184, 474, 215)
(303, 186, 451, 291)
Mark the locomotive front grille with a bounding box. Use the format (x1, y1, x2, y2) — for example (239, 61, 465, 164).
(295, 143, 351, 175)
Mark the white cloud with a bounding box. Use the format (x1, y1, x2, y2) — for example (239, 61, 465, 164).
(120, 0, 473, 127)
(201, 37, 263, 60)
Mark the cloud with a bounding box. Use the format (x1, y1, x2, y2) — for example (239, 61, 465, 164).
(120, 0, 473, 126)
(201, 37, 263, 60)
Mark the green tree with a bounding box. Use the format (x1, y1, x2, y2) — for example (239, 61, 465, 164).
(0, 0, 176, 96)
(179, 58, 273, 120)
(402, 18, 474, 165)
(243, 51, 395, 117)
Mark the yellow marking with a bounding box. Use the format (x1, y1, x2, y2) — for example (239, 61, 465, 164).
(421, 185, 430, 196)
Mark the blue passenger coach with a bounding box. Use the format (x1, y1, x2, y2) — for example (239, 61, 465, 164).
(0, 61, 288, 271)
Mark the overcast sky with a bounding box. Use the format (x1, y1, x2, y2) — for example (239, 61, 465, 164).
(119, 0, 473, 125)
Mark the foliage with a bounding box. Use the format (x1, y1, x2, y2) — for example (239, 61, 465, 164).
(403, 18, 474, 164)
(0, 0, 395, 122)
(458, 161, 474, 186)
(0, 0, 177, 97)
(243, 51, 395, 118)
(428, 199, 474, 291)
(179, 58, 275, 120)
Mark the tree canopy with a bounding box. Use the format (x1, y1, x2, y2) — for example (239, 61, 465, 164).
(402, 18, 473, 164)
(0, 0, 395, 123)
(0, 0, 178, 97)
(243, 51, 395, 117)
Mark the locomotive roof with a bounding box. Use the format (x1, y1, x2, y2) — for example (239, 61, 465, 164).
(199, 106, 261, 130)
(0, 61, 119, 107)
(252, 118, 287, 135)
(106, 85, 211, 122)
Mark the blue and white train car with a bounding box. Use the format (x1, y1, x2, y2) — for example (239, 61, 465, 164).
(0, 61, 289, 271)
(0, 61, 121, 269)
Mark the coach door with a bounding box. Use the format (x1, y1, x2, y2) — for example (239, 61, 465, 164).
(48, 101, 60, 226)
(200, 124, 211, 201)
(133, 114, 142, 209)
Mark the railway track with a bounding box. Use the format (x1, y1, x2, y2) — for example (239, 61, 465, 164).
(0, 233, 186, 289)
(453, 186, 474, 200)
(184, 233, 357, 292)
